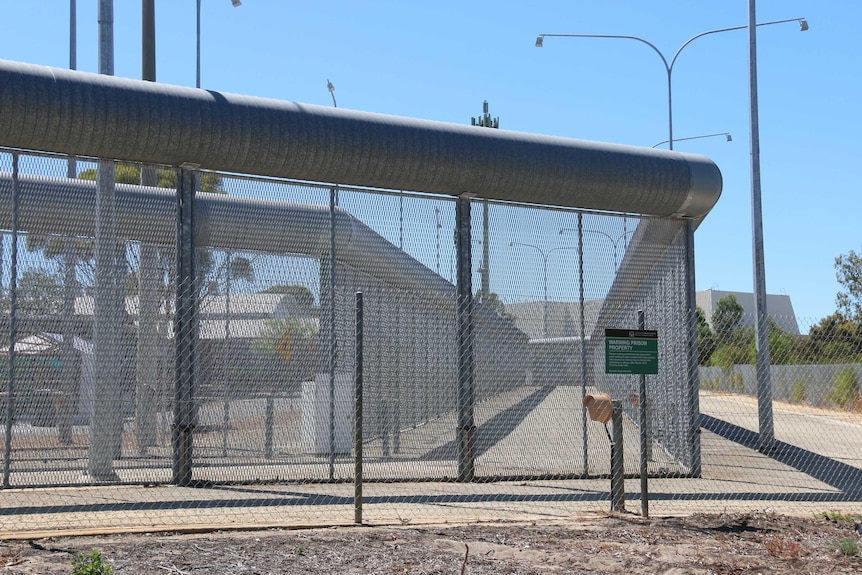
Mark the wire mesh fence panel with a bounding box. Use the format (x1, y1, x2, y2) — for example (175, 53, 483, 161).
(335, 189, 459, 482)
(3, 146, 862, 533)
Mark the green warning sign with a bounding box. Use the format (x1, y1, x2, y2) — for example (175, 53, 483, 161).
(605, 328, 658, 375)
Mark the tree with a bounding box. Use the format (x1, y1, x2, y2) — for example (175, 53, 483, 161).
(712, 294, 744, 343)
(805, 313, 862, 363)
(835, 248, 862, 324)
(15, 269, 64, 316)
(696, 307, 717, 365)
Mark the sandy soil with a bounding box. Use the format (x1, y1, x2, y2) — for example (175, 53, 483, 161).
(2, 512, 861, 574)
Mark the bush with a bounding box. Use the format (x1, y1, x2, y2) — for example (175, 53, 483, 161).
(71, 549, 113, 575)
(791, 380, 806, 404)
(826, 368, 859, 410)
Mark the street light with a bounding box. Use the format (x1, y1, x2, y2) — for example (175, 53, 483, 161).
(561, 228, 637, 270)
(537, 15, 807, 452)
(197, 0, 242, 89)
(327, 79, 337, 108)
(536, 18, 806, 153)
(652, 132, 732, 149)
(508, 242, 576, 338)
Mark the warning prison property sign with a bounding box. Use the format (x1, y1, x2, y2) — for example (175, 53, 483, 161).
(604, 328, 658, 375)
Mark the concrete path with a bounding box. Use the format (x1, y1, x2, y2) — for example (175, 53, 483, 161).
(2, 390, 861, 539)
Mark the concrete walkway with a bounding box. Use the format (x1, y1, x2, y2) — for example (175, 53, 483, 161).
(1, 390, 861, 539)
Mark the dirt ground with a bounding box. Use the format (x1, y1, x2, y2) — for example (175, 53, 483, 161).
(1, 512, 860, 574)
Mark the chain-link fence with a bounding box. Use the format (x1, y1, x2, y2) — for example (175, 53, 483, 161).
(0, 148, 860, 535)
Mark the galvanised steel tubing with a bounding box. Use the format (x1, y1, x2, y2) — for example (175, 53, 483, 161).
(577, 213, 588, 476)
(455, 196, 475, 483)
(328, 188, 336, 478)
(610, 401, 625, 513)
(749, 1, 774, 453)
(354, 291, 364, 525)
(2, 154, 19, 489)
(172, 167, 197, 487)
(638, 309, 649, 518)
(0, 174, 455, 302)
(0, 60, 721, 220)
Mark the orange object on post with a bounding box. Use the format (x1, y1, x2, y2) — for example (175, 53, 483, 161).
(583, 393, 614, 424)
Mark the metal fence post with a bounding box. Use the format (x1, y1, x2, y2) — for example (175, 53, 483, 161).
(354, 291, 364, 524)
(2, 154, 20, 488)
(638, 309, 649, 518)
(684, 221, 702, 476)
(610, 400, 625, 513)
(89, 156, 122, 482)
(173, 165, 198, 487)
(456, 195, 475, 482)
(328, 186, 337, 479)
(578, 213, 588, 476)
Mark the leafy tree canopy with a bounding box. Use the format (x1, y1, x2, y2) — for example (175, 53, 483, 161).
(835, 248, 862, 323)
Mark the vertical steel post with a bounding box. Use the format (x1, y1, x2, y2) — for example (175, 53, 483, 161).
(60, 1, 79, 448)
(172, 166, 198, 486)
(610, 400, 625, 513)
(638, 309, 649, 518)
(748, 0, 774, 453)
(137, 0, 159, 455)
(455, 195, 475, 482)
(89, 0, 121, 482)
(328, 187, 337, 478)
(222, 253, 231, 457)
(578, 213, 588, 476)
(354, 292, 364, 524)
(684, 221, 702, 476)
(2, 154, 20, 488)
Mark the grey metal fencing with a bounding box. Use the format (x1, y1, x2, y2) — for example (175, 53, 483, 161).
(1, 147, 860, 535)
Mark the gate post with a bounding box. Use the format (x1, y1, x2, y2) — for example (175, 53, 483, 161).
(172, 165, 198, 486)
(456, 194, 475, 482)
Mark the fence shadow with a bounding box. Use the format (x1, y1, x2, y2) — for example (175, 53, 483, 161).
(700, 414, 862, 496)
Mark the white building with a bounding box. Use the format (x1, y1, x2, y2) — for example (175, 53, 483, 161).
(695, 289, 799, 335)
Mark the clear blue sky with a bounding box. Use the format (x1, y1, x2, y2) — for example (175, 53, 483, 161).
(0, 1, 859, 328)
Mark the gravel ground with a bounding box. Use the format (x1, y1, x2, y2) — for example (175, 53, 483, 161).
(1, 512, 861, 574)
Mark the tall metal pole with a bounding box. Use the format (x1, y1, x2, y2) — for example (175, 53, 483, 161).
(59, 0, 79, 447)
(638, 309, 649, 517)
(89, 0, 121, 481)
(196, 0, 201, 89)
(327, 83, 338, 478)
(3, 154, 20, 488)
(748, 0, 774, 452)
(173, 166, 198, 486)
(327, 189, 337, 476)
(136, 0, 160, 455)
(354, 291, 364, 524)
(456, 195, 475, 482)
(578, 213, 588, 476)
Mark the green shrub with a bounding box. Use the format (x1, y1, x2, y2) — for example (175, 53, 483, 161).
(836, 537, 858, 557)
(826, 368, 859, 409)
(791, 380, 806, 404)
(71, 549, 113, 575)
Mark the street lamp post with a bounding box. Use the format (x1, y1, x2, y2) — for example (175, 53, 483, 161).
(652, 132, 732, 149)
(509, 242, 576, 339)
(537, 15, 807, 453)
(561, 229, 637, 270)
